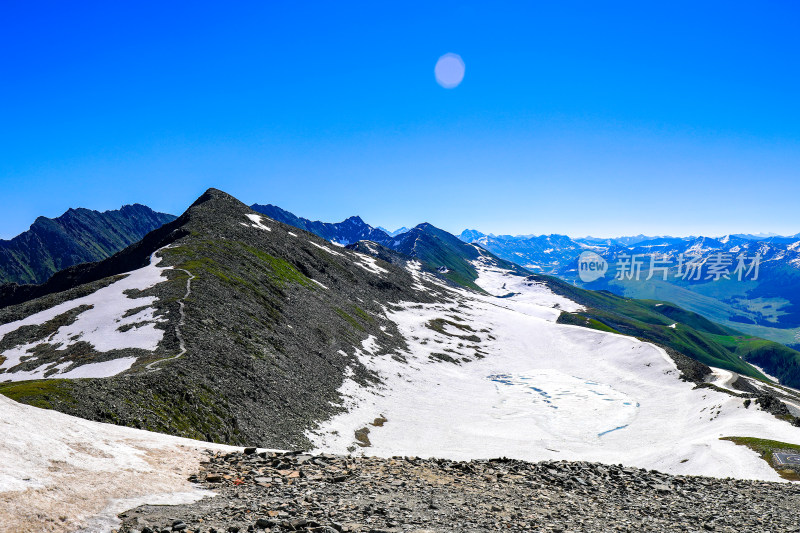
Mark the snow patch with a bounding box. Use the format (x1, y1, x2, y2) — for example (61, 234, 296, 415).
(311, 279, 329, 290)
(749, 362, 781, 384)
(0, 393, 234, 532)
(310, 264, 800, 482)
(244, 213, 271, 231)
(309, 241, 344, 257)
(353, 253, 388, 276)
(0, 251, 171, 382)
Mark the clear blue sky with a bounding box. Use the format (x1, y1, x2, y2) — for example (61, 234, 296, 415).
(2, 1, 799, 239)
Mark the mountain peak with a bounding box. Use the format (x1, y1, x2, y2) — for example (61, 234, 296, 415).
(182, 188, 254, 226)
(189, 187, 243, 208)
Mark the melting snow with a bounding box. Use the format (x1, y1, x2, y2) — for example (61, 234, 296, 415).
(244, 213, 271, 231)
(0, 251, 171, 382)
(353, 253, 388, 276)
(309, 241, 344, 257)
(310, 261, 800, 482)
(0, 393, 235, 532)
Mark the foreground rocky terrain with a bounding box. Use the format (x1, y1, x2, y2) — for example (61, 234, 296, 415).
(118, 450, 800, 533)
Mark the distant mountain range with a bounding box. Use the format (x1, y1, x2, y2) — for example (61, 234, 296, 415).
(0, 205, 175, 285)
(251, 205, 525, 291)
(459, 230, 800, 347)
(250, 204, 395, 247)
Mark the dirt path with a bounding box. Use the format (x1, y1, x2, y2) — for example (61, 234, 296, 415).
(146, 268, 194, 370)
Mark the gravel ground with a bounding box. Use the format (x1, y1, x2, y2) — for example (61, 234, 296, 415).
(118, 450, 800, 533)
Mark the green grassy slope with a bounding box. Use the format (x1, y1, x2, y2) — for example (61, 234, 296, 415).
(535, 274, 770, 380)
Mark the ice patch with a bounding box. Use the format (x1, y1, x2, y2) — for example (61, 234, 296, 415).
(488, 370, 639, 440)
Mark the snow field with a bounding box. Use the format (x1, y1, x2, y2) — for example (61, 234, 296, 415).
(309, 263, 800, 482)
(0, 394, 236, 532)
(0, 251, 172, 382)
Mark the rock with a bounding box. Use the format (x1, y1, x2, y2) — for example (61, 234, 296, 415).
(254, 518, 276, 528)
(116, 451, 800, 533)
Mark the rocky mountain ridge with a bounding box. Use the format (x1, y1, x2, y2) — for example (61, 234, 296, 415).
(0, 204, 175, 285)
(0, 189, 447, 447)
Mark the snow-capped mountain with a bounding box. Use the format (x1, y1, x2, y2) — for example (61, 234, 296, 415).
(459, 228, 800, 344)
(459, 231, 592, 273)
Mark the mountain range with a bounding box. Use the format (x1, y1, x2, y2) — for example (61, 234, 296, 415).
(0, 205, 175, 286)
(250, 204, 395, 247)
(1, 189, 800, 462)
(0, 190, 444, 447)
(459, 230, 800, 347)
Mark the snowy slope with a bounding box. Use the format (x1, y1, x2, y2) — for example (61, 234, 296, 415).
(0, 394, 235, 533)
(309, 261, 800, 482)
(0, 250, 171, 382)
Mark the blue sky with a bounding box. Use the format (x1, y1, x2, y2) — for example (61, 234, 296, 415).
(2, 1, 799, 239)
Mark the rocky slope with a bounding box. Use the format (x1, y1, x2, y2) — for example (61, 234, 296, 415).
(119, 449, 800, 533)
(0, 189, 446, 447)
(0, 204, 175, 285)
(249, 205, 524, 292)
